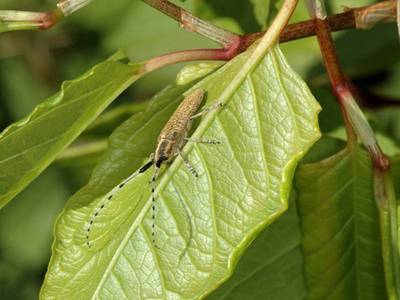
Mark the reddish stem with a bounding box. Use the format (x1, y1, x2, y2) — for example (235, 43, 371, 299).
(142, 0, 237, 48)
(143, 48, 234, 72)
(244, 9, 356, 45)
(144, 1, 398, 75)
(39, 9, 63, 30)
(3, 1, 397, 48)
(310, 3, 390, 171)
(314, 19, 348, 94)
(142, 0, 397, 51)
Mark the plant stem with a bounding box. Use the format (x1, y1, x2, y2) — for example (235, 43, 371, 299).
(353, 0, 397, 29)
(142, 0, 397, 48)
(141, 0, 239, 48)
(57, 0, 93, 16)
(1, 0, 397, 43)
(143, 0, 398, 73)
(340, 89, 389, 169)
(306, 0, 357, 146)
(141, 0, 398, 70)
(0, 9, 63, 32)
(306, 0, 389, 170)
(143, 48, 234, 72)
(143, 0, 299, 72)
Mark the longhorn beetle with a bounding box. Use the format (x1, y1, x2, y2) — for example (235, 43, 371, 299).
(86, 88, 221, 249)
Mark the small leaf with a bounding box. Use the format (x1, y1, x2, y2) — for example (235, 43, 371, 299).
(0, 57, 140, 208)
(42, 47, 321, 299)
(176, 62, 223, 86)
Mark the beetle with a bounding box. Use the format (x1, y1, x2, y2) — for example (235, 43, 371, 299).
(86, 88, 220, 248)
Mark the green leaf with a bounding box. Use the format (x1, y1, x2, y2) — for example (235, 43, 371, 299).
(295, 144, 388, 299)
(0, 57, 140, 208)
(176, 62, 223, 86)
(41, 47, 321, 299)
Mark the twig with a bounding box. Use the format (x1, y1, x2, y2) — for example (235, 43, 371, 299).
(0, 9, 63, 32)
(353, 0, 397, 29)
(0, 0, 93, 32)
(143, 48, 235, 72)
(1, 0, 397, 46)
(141, 0, 239, 49)
(306, 0, 389, 170)
(57, 0, 93, 16)
(142, 0, 397, 50)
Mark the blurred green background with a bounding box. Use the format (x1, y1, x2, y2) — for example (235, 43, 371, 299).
(0, 0, 399, 298)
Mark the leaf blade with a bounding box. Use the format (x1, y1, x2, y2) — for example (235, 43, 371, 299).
(42, 46, 321, 299)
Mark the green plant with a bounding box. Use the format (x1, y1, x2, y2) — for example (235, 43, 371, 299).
(0, 0, 399, 299)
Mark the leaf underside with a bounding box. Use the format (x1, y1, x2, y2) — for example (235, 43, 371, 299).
(41, 47, 321, 299)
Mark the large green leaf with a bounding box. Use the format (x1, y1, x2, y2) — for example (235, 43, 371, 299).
(296, 145, 388, 299)
(0, 57, 140, 208)
(41, 46, 321, 299)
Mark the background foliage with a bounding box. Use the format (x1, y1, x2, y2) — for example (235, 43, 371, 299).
(0, 0, 399, 299)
